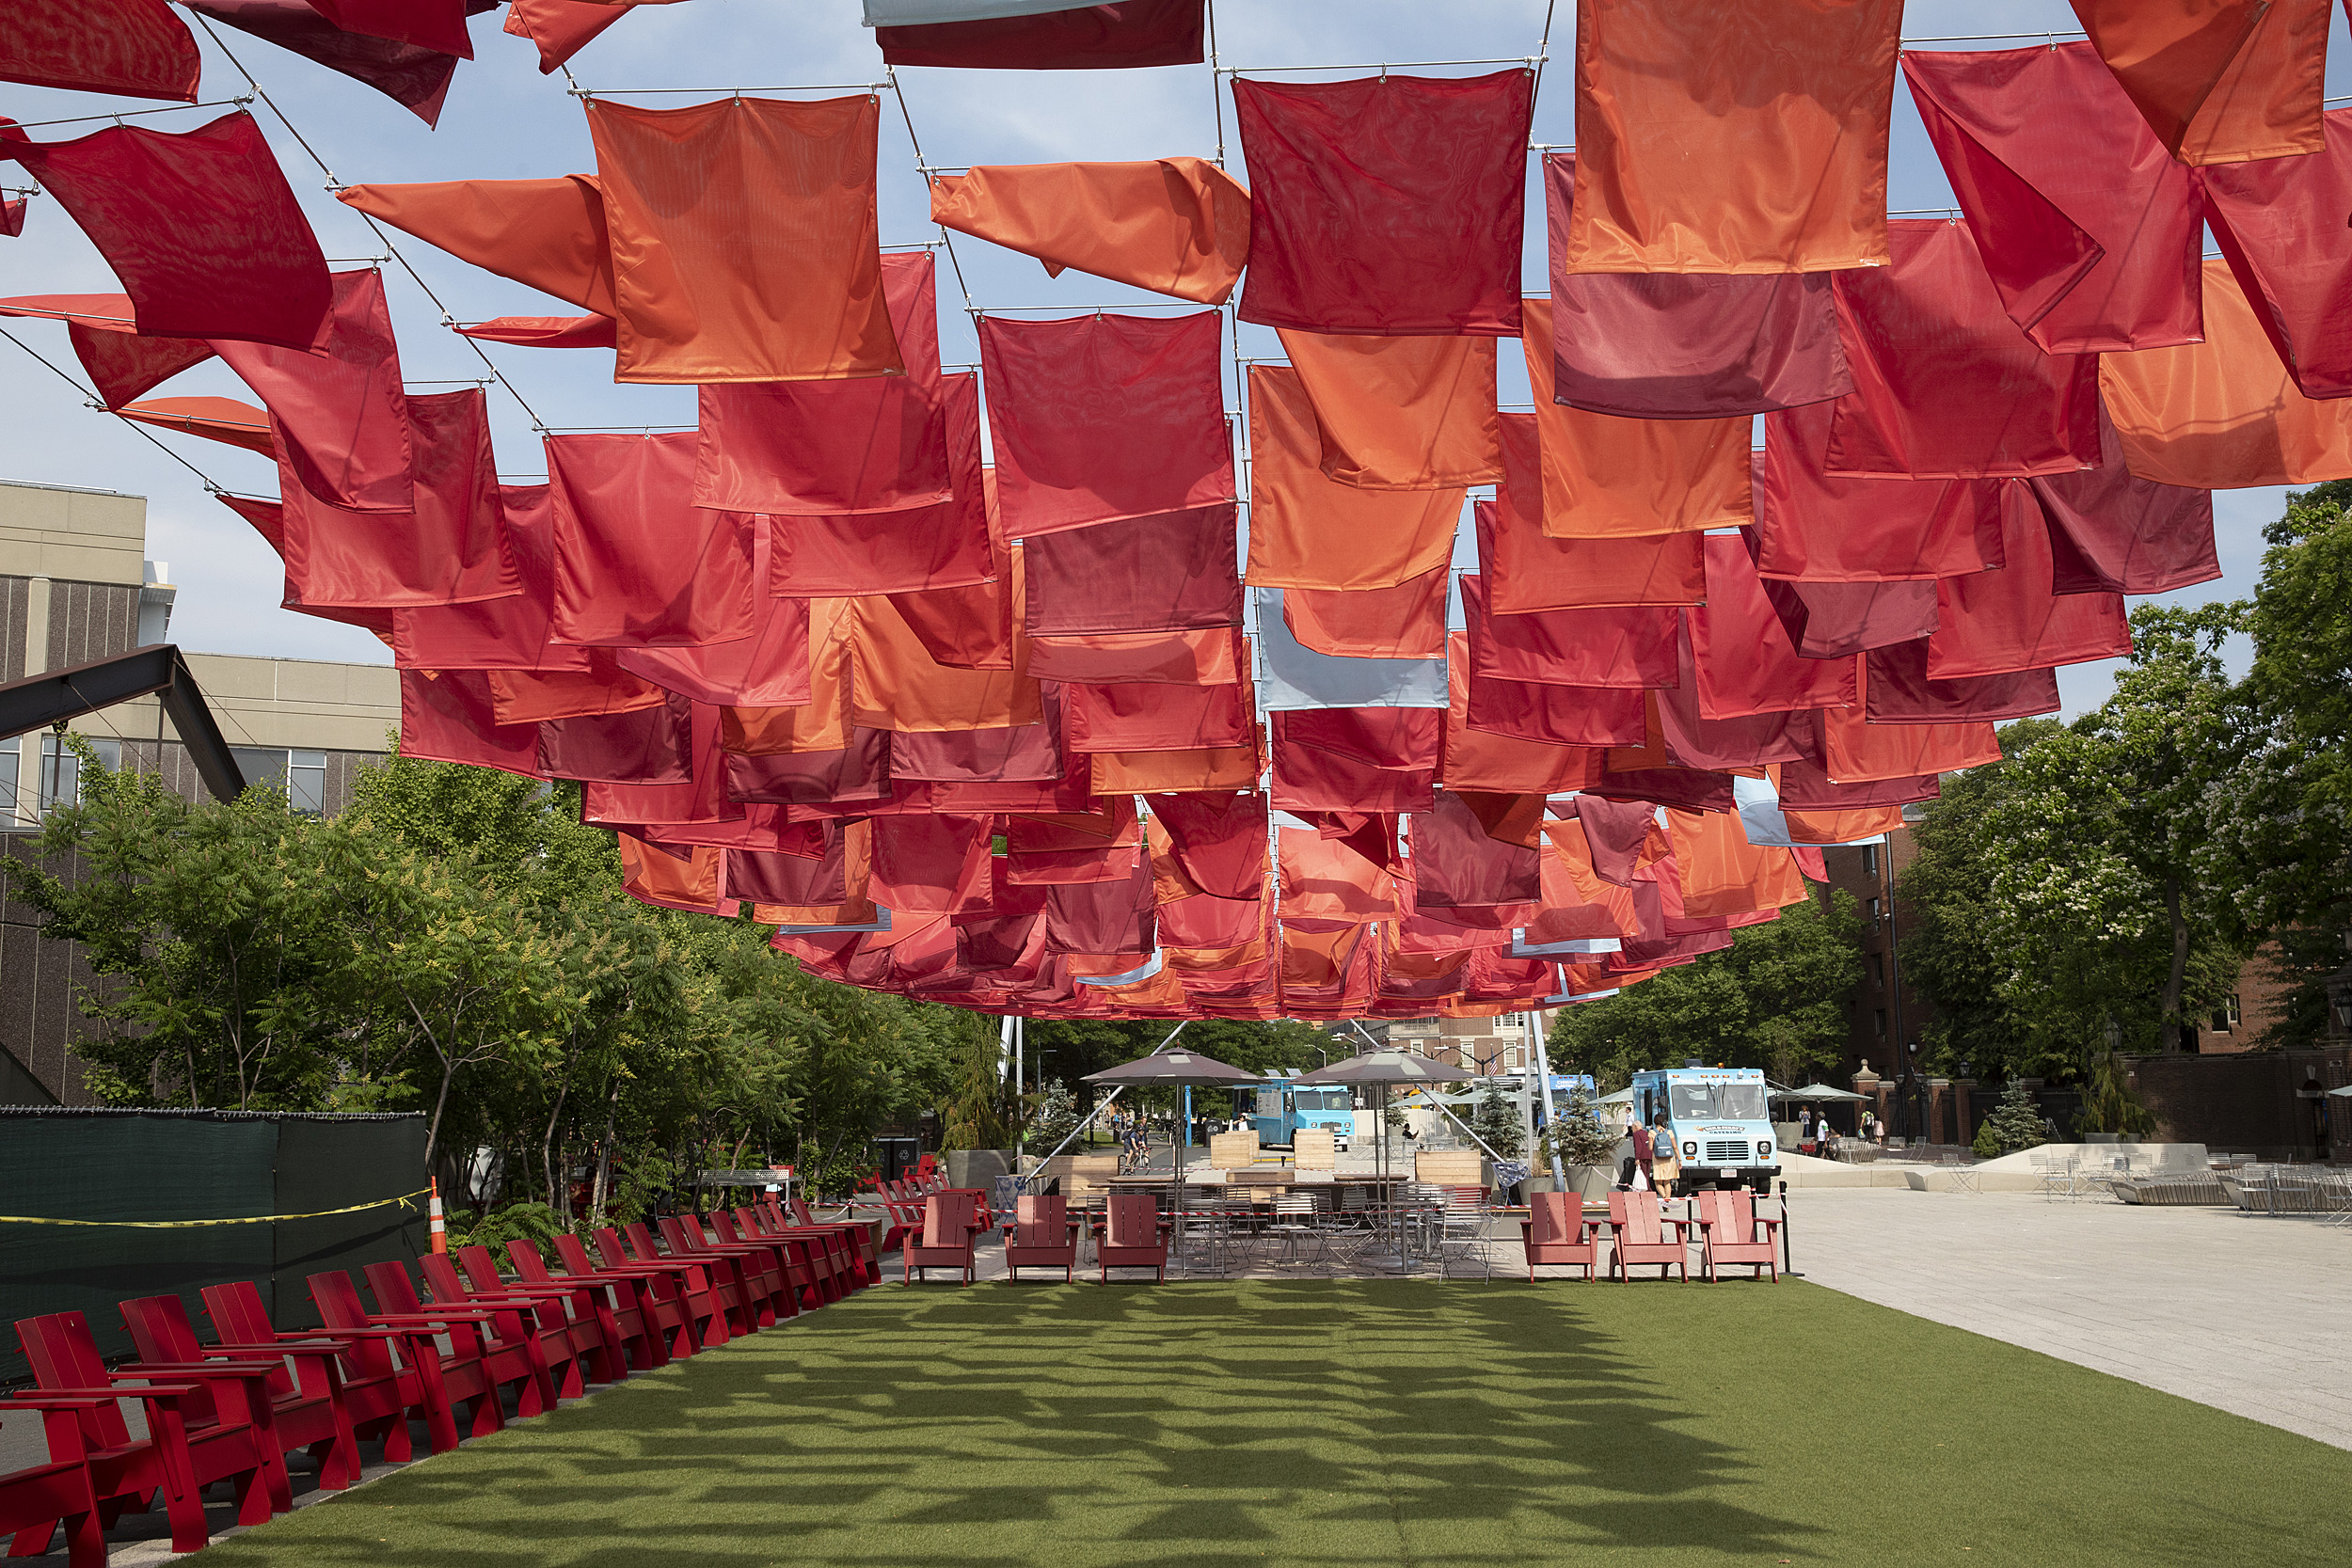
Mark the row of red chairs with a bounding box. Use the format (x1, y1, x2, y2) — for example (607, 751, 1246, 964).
(1, 1197, 878, 1562)
(894, 1192, 1172, 1286)
(1520, 1189, 1784, 1282)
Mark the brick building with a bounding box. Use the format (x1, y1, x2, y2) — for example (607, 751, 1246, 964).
(1387, 1014, 1537, 1074)
(0, 479, 400, 1106)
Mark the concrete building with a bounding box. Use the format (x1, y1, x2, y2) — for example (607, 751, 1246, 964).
(0, 479, 400, 1105)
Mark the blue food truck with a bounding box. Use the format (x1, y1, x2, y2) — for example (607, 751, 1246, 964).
(1247, 1069, 1356, 1150)
(1626, 1063, 1778, 1196)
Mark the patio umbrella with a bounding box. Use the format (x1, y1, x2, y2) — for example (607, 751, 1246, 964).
(1082, 1050, 1262, 1193)
(1772, 1084, 1868, 1102)
(1294, 1050, 1475, 1265)
(1595, 1086, 1635, 1106)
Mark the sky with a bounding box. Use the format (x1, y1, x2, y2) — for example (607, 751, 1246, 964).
(2, 0, 2344, 717)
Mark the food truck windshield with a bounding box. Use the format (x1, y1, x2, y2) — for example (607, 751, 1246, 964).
(1667, 1080, 1770, 1122)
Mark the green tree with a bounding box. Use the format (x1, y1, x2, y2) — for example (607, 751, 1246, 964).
(1545, 892, 1864, 1085)
(1973, 1078, 2050, 1159)
(1536, 1080, 1619, 1171)
(1468, 1076, 1524, 1160)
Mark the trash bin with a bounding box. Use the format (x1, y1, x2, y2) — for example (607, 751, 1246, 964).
(872, 1136, 923, 1184)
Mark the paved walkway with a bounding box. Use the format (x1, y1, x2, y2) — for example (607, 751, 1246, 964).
(1788, 1186, 2352, 1449)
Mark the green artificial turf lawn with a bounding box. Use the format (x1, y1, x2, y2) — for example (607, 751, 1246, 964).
(199, 1278, 2348, 1568)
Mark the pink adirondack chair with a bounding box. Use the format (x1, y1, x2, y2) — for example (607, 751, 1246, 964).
(1517, 1192, 1601, 1281)
(202, 1278, 427, 1465)
(120, 1291, 357, 1497)
(11, 1309, 274, 1553)
(1694, 1190, 1782, 1283)
(1096, 1194, 1169, 1284)
(0, 1399, 110, 1567)
(902, 1192, 983, 1285)
(1604, 1191, 1690, 1282)
(1004, 1195, 1081, 1283)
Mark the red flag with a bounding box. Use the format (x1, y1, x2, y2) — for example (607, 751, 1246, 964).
(1282, 567, 1447, 660)
(1233, 70, 1530, 336)
(979, 310, 1232, 535)
(2, 111, 330, 351)
(1864, 641, 2058, 725)
(186, 1, 461, 124)
(2066, 0, 2287, 160)
(1541, 152, 1851, 418)
(1062, 677, 1251, 753)
(1440, 633, 1605, 794)
(303, 0, 473, 57)
(453, 315, 616, 350)
(400, 669, 541, 777)
(391, 483, 590, 672)
(766, 374, 993, 595)
(1927, 492, 2133, 680)
(2025, 404, 2218, 595)
(876, 1, 1205, 69)
(1474, 438, 1706, 612)
(1271, 709, 1440, 816)
(0, 0, 199, 101)
(1459, 573, 1678, 690)
(1148, 792, 1267, 900)
(0, 293, 213, 407)
(547, 431, 758, 647)
(1757, 401, 2008, 581)
(1022, 501, 1240, 637)
(1688, 535, 1857, 720)
(1411, 791, 1541, 911)
(214, 268, 413, 514)
(2201, 107, 2352, 401)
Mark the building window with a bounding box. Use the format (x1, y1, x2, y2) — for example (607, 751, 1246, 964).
(1866, 895, 1883, 924)
(1506, 1049, 1521, 1070)
(1867, 952, 1884, 988)
(1860, 845, 1879, 878)
(2213, 994, 2241, 1034)
(39, 734, 120, 815)
(0, 735, 17, 826)
(1499, 1011, 1525, 1029)
(1873, 1008, 1888, 1039)
(231, 748, 329, 816)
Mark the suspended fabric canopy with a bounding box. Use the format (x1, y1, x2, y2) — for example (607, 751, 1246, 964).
(15, 7, 2331, 1022)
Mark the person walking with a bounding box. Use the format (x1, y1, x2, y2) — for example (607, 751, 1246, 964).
(1799, 1106, 1815, 1151)
(1620, 1119, 1651, 1190)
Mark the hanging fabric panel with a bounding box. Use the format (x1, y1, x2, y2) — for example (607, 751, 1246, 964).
(1025, 626, 1235, 687)
(1688, 535, 1857, 719)
(891, 577, 1015, 671)
(1757, 402, 2009, 581)
(889, 695, 1064, 782)
(303, 0, 474, 56)
(695, 250, 944, 515)
(1271, 709, 1442, 816)
(1148, 791, 1266, 900)
(213, 268, 413, 515)
(1021, 501, 1239, 636)
(1062, 677, 1251, 753)
(1820, 696, 2000, 781)
(1759, 572, 1940, 659)
(849, 594, 1041, 732)
(2, 111, 331, 351)
(1458, 574, 1678, 690)
(1276, 824, 1401, 924)
(455, 315, 617, 350)
(1863, 641, 2059, 724)
(980, 309, 1232, 534)
(548, 431, 758, 646)
(341, 175, 617, 315)
(1411, 791, 1542, 911)
(1541, 153, 1851, 419)
(868, 815, 993, 916)
(185, 1, 461, 125)
(1827, 221, 2102, 479)
(1562, 0, 1899, 274)
(585, 94, 899, 383)
(615, 594, 814, 708)
(502, 0, 632, 75)
(1244, 366, 1465, 588)
(0, 293, 214, 408)
(1439, 634, 1604, 794)
(1478, 421, 1708, 610)
(874, 0, 1206, 70)
(1089, 744, 1258, 795)
(489, 653, 667, 724)
(1927, 492, 2133, 679)
(2201, 111, 2352, 401)
(1461, 663, 1647, 749)
(1281, 567, 1447, 661)
(278, 389, 517, 610)
(1518, 299, 1753, 538)
(119, 396, 274, 455)
(2102, 260, 2352, 486)
(1254, 589, 1448, 711)
(401, 669, 543, 776)
(1655, 636, 1823, 771)
(0, 0, 200, 101)
(1278, 329, 1502, 490)
(930, 157, 1247, 304)
(767, 374, 993, 594)
(1232, 70, 1531, 336)
(2065, 0, 2290, 161)
(391, 484, 590, 672)
(1900, 44, 2202, 354)
(2025, 404, 2219, 594)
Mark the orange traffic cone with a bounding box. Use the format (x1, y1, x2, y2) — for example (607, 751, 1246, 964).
(429, 1177, 447, 1255)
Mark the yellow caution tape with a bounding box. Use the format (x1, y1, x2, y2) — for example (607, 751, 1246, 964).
(0, 1189, 429, 1227)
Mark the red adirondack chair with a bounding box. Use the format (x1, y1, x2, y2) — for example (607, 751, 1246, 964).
(453, 1244, 622, 1388)
(902, 1192, 984, 1285)
(1518, 1192, 1602, 1281)
(419, 1252, 592, 1402)
(543, 1233, 692, 1363)
(0, 1399, 111, 1567)
(1604, 1191, 1690, 1282)
(120, 1291, 358, 1495)
(369, 1259, 558, 1419)
(706, 1212, 828, 1316)
(650, 1216, 780, 1329)
(11, 1309, 275, 1553)
(1694, 1190, 1782, 1283)
(866, 1188, 924, 1257)
(1096, 1194, 1169, 1284)
(1003, 1195, 1081, 1283)
(308, 1267, 504, 1451)
(504, 1239, 662, 1373)
(594, 1227, 731, 1348)
(783, 1196, 880, 1286)
(201, 1278, 428, 1465)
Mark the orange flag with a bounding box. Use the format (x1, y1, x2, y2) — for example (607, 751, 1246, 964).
(1244, 366, 1465, 589)
(585, 95, 899, 383)
(1278, 329, 1502, 491)
(340, 176, 617, 315)
(930, 157, 1249, 305)
(1282, 566, 1448, 660)
(1518, 299, 1753, 538)
(1562, 0, 1900, 273)
(2067, 0, 2302, 162)
(2101, 261, 2352, 487)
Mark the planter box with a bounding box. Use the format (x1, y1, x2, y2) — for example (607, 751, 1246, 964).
(1414, 1149, 1488, 1188)
(946, 1148, 1012, 1189)
(1565, 1164, 1614, 1198)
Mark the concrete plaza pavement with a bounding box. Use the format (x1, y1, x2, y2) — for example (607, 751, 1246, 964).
(1788, 1185, 2352, 1449)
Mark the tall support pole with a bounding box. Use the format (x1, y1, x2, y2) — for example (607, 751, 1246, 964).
(1014, 1016, 1025, 1162)
(1529, 1007, 1566, 1184)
